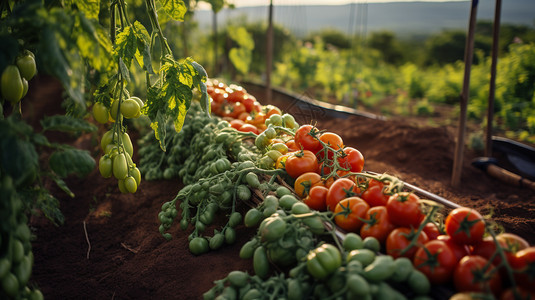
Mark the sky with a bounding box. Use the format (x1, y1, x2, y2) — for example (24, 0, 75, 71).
(196, 0, 468, 10)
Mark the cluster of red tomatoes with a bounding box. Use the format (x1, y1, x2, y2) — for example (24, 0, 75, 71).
(284, 126, 535, 299)
(207, 80, 282, 135)
(294, 171, 535, 298)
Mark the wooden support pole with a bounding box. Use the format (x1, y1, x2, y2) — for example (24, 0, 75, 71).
(452, 0, 479, 187)
(265, 0, 274, 103)
(485, 0, 502, 157)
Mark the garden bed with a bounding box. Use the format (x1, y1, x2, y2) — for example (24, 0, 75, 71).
(29, 78, 535, 299)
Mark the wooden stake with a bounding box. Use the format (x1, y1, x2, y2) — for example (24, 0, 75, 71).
(485, 0, 502, 157)
(265, 0, 274, 103)
(452, 0, 479, 187)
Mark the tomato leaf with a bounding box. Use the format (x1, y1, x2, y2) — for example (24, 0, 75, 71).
(114, 25, 137, 69)
(41, 115, 97, 133)
(0, 118, 39, 186)
(67, 0, 100, 20)
(38, 9, 86, 112)
(159, 0, 187, 21)
(133, 21, 154, 74)
(50, 175, 75, 198)
(49, 148, 95, 178)
(76, 13, 114, 74)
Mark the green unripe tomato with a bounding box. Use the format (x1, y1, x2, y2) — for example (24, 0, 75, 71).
(189, 237, 209, 255)
(121, 98, 141, 119)
(113, 153, 128, 180)
(122, 131, 134, 157)
(130, 96, 144, 117)
(16, 53, 37, 80)
(1, 65, 24, 104)
(99, 155, 113, 178)
(124, 176, 137, 193)
(100, 130, 115, 151)
(1, 272, 19, 298)
(93, 102, 109, 124)
(118, 179, 128, 193)
(110, 99, 120, 121)
(21, 77, 28, 98)
(130, 167, 141, 186)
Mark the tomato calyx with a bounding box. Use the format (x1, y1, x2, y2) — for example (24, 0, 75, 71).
(454, 213, 485, 238)
(416, 245, 443, 270)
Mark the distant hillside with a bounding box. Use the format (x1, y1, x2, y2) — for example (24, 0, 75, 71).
(192, 0, 535, 37)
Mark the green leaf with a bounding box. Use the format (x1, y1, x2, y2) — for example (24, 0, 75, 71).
(229, 47, 251, 75)
(150, 110, 168, 151)
(228, 26, 254, 50)
(76, 12, 114, 74)
(159, 0, 187, 21)
(41, 115, 97, 133)
(114, 25, 137, 68)
(38, 8, 86, 111)
(49, 148, 95, 178)
(34, 190, 64, 226)
(118, 57, 130, 80)
(0, 128, 38, 187)
(75, 0, 100, 20)
(51, 175, 75, 198)
(132, 21, 154, 74)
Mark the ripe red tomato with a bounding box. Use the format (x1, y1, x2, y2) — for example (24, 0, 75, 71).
(437, 235, 471, 261)
(500, 286, 535, 300)
(386, 192, 423, 228)
(294, 172, 323, 198)
(333, 197, 369, 232)
(454, 255, 502, 296)
(294, 125, 322, 153)
(325, 178, 359, 212)
(386, 227, 429, 260)
(338, 147, 364, 173)
(413, 240, 457, 285)
(360, 206, 395, 245)
(303, 185, 328, 211)
(510, 246, 535, 292)
(284, 150, 319, 179)
(227, 89, 247, 103)
(285, 140, 299, 152)
(422, 222, 442, 240)
(238, 123, 259, 134)
(360, 180, 389, 207)
(242, 96, 255, 112)
(229, 119, 245, 130)
(264, 105, 281, 117)
(445, 207, 486, 245)
(229, 102, 246, 119)
(211, 88, 227, 103)
(317, 132, 344, 161)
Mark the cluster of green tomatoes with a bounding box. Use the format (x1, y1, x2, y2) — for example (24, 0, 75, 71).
(1, 51, 37, 107)
(94, 96, 144, 194)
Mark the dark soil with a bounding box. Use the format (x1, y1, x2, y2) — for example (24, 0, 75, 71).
(26, 77, 535, 299)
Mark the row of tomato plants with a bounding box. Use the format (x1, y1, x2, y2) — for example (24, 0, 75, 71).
(131, 80, 535, 300)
